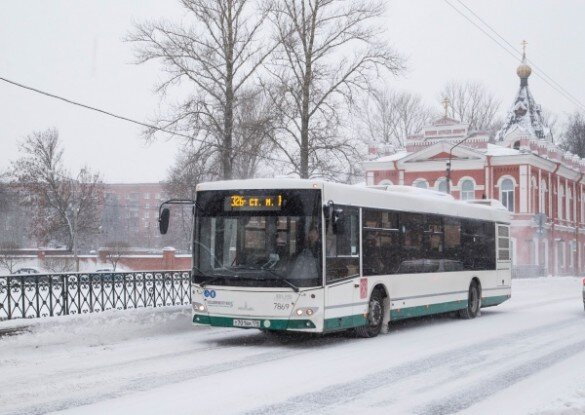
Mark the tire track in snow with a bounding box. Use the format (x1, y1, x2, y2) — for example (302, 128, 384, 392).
(5, 347, 303, 415)
(409, 334, 564, 396)
(505, 295, 577, 311)
(244, 317, 581, 415)
(417, 338, 585, 415)
(3, 334, 351, 415)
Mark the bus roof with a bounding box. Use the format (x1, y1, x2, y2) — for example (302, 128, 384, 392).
(197, 179, 511, 224)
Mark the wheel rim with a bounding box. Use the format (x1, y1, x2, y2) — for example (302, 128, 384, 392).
(368, 299, 383, 327)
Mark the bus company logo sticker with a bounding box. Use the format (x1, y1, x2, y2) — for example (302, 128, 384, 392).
(207, 300, 233, 308)
(204, 289, 217, 298)
(359, 278, 368, 299)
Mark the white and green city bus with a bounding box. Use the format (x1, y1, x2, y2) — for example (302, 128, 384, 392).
(159, 179, 511, 337)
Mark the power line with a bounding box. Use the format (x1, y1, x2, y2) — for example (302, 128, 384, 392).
(0, 75, 363, 179)
(442, 0, 585, 113)
(453, 0, 585, 112)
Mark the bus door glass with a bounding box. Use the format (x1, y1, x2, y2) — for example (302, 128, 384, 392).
(324, 205, 361, 320)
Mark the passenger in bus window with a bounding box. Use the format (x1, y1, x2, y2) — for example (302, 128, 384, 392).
(363, 234, 384, 275)
(290, 228, 320, 280)
(307, 228, 320, 257)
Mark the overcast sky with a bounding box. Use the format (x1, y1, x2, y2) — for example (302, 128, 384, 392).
(1, 0, 584, 183)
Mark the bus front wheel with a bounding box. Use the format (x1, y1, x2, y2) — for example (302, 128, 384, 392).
(356, 290, 384, 338)
(459, 281, 481, 319)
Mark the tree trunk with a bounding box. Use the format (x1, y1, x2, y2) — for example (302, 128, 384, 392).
(223, 88, 234, 180)
(222, 1, 235, 180)
(300, 61, 312, 179)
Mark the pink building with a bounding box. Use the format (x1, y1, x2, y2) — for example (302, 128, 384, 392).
(363, 56, 583, 277)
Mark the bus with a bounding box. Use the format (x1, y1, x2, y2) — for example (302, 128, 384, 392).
(159, 179, 511, 337)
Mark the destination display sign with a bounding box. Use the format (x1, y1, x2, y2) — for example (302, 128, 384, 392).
(224, 194, 284, 211)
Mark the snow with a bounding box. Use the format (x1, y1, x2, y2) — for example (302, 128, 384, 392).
(373, 150, 408, 162)
(1, 277, 584, 415)
(485, 143, 521, 156)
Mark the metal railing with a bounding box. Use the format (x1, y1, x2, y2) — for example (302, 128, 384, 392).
(0, 271, 191, 321)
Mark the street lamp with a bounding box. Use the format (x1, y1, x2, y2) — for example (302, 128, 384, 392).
(446, 134, 473, 195)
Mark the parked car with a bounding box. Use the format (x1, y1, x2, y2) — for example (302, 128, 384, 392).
(12, 267, 40, 275)
(7, 268, 41, 289)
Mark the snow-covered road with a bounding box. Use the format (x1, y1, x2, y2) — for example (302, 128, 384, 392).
(1, 278, 584, 415)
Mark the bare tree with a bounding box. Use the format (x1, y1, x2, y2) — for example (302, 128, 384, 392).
(41, 257, 76, 274)
(440, 80, 501, 131)
(165, 145, 215, 251)
(0, 242, 24, 275)
(358, 87, 435, 148)
(0, 175, 31, 248)
(541, 107, 560, 144)
(231, 87, 278, 178)
(0, 255, 23, 276)
(128, 0, 277, 180)
(560, 112, 585, 157)
(12, 129, 104, 271)
(265, 0, 404, 179)
(101, 242, 131, 271)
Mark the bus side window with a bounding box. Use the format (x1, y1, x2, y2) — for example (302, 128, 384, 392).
(461, 219, 496, 270)
(444, 217, 462, 263)
(326, 206, 359, 282)
(362, 208, 400, 275)
(399, 212, 424, 272)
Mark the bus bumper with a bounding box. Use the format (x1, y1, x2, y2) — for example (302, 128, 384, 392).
(193, 314, 317, 330)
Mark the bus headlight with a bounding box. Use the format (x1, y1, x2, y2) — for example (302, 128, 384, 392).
(294, 307, 318, 316)
(192, 302, 207, 312)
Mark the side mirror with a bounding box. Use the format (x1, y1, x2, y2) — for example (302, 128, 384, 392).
(159, 208, 170, 235)
(323, 201, 343, 234)
(324, 201, 334, 232)
(332, 208, 344, 234)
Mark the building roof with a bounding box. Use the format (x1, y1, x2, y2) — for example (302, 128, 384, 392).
(484, 144, 520, 156)
(374, 150, 409, 162)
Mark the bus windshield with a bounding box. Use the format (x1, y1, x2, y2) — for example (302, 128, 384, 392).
(193, 189, 322, 288)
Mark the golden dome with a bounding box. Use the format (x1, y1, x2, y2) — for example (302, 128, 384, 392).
(517, 62, 532, 79)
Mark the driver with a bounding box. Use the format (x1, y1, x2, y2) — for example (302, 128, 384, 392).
(290, 227, 320, 280)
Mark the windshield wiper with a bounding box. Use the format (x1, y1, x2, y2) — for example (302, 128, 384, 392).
(201, 266, 299, 292)
(261, 268, 299, 292)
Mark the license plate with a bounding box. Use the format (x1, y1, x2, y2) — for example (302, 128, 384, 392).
(233, 319, 261, 328)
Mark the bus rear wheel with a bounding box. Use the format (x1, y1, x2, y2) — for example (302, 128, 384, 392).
(356, 290, 384, 338)
(459, 281, 481, 319)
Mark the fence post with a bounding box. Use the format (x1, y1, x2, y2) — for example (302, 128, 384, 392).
(62, 275, 69, 316)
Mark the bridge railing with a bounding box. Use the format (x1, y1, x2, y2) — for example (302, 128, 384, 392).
(0, 271, 191, 321)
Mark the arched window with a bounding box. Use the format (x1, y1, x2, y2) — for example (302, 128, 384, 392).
(539, 180, 547, 215)
(567, 187, 572, 222)
(460, 179, 475, 200)
(501, 179, 514, 212)
(531, 177, 538, 213)
(558, 186, 564, 220)
(413, 179, 428, 189)
(581, 192, 585, 225)
(438, 180, 448, 193)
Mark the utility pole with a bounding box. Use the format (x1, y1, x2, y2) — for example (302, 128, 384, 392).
(446, 137, 473, 194)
